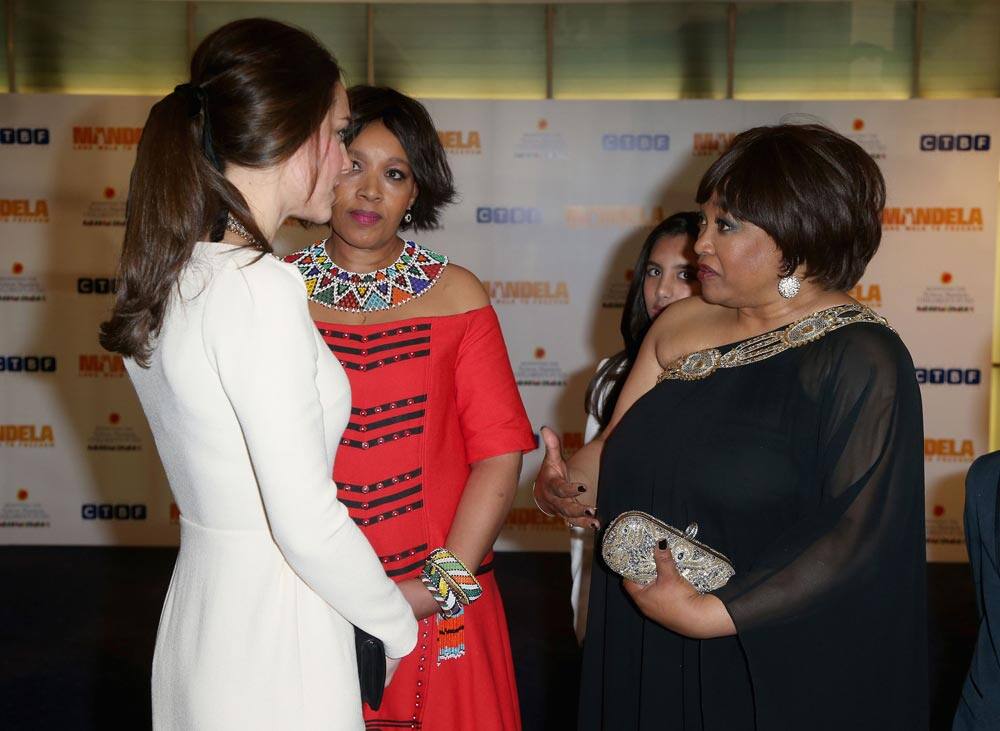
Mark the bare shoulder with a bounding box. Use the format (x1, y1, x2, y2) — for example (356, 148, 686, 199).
(647, 296, 732, 366)
(432, 263, 490, 314)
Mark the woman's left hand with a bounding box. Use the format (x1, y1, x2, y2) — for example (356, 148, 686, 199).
(398, 577, 443, 621)
(623, 540, 737, 640)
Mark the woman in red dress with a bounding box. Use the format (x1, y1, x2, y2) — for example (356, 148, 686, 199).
(285, 86, 534, 730)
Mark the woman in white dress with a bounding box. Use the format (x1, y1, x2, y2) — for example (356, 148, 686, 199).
(99, 19, 416, 730)
(566, 212, 700, 643)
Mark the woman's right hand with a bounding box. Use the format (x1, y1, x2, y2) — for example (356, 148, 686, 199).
(385, 655, 401, 687)
(534, 427, 600, 529)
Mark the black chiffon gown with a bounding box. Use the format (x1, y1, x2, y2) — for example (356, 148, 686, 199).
(579, 317, 928, 730)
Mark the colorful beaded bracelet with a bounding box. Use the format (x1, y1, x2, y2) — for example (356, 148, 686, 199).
(420, 560, 462, 618)
(419, 548, 484, 618)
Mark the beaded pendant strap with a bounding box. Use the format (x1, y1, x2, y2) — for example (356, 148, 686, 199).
(658, 303, 892, 383)
(283, 239, 449, 313)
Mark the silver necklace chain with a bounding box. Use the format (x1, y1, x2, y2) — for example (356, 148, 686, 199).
(225, 213, 262, 248)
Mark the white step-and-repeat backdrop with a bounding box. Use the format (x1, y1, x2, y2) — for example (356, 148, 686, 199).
(1, 94, 996, 561)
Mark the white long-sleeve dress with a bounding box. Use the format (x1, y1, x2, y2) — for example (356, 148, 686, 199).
(126, 242, 417, 730)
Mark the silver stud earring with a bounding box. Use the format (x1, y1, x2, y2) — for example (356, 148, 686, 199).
(403, 209, 413, 224)
(777, 275, 801, 299)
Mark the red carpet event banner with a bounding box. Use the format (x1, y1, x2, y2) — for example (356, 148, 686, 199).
(1, 95, 996, 561)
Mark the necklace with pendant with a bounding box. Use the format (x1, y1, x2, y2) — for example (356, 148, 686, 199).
(283, 239, 449, 313)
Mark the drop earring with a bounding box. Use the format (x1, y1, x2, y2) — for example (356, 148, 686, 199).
(403, 209, 413, 225)
(777, 275, 801, 299)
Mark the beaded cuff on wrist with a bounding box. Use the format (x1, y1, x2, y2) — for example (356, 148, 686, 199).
(420, 560, 463, 618)
(419, 548, 484, 618)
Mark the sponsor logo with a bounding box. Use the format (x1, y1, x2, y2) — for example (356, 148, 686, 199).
(602, 133, 669, 152)
(72, 125, 143, 151)
(87, 412, 142, 452)
(565, 205, 664, 229)
(82, 186, 126, 227)
(476, 206, 542, 224)
(0, 128, 50, 145)
(846, 118, 887, 160)
(79, 354, 126, 378)
(0, 199, 49, 223)
(82, 503, 147, 520)
(692, 132, 736, 156)
(515, 347, 568, 387)
(438, 130, 481, 154)
(920, 134, 990, 152)
(1, 262, 45, 302)
(0, 355, 57, 373)
(780, 115, 886, 159)
(0, 487, 51, 528)
(514, 118, 568, 160)
(926, 509, 965, 546)
(915, 367, 982, 385)
(917, 272, 975, 313)
(485, 280, 569, 305)
(848, 283, 882, 308)
(602, 269, 634, 308)
(925, 438, 976, 462)
(0, 425, 54, 447)
(504, 507, 564, 530)
(882, 206, 983, 232)
(77, 276, 118, 295)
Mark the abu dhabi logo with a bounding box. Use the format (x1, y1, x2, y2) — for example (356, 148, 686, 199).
(779, 113, 886, 159)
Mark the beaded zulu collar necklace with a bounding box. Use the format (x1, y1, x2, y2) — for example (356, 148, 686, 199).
(283, 239, 449, 313)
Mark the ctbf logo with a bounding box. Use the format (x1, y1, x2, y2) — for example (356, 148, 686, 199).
(915, 367, 981, 385)
(77, 277, 118, 294)
(476, 207, 542, 224)
(0, 128, 50, 145)
(920, 134, 990, 152)
(0, 355, 57, 373)
(82, 504, 147, 521)
(602, 134, 669, 152)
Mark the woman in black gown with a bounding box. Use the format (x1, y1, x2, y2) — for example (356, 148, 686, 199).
(534, 124, 928, 730)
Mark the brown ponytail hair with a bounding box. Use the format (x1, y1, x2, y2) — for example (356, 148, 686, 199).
(99, 18, 341, 366)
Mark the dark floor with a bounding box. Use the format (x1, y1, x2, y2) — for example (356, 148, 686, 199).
(0, 549, 977, 730)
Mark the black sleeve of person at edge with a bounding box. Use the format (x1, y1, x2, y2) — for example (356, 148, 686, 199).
(712, 327, 929, 730)
(953, 451, 1000, 731)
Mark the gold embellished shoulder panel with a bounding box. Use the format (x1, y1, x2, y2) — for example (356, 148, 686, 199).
(657, 304, 892, 383)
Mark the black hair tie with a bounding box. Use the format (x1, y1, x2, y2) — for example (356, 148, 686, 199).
(173, 82, 223, 173)
(173, 83, 204, 118)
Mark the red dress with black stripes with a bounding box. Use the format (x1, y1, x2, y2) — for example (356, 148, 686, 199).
(315, 305, 535, 731)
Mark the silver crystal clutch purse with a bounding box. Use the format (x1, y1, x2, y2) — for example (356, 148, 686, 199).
(601, 510, 735, 593)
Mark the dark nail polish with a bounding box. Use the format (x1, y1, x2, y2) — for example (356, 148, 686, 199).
(658, 539, 668, 550)
(577, 485, 586, 493)
(585, 508, 596, 517)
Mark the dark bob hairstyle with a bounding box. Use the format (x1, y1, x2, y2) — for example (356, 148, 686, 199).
(345, 86, 457, 231)
(585, 211, 701, 430)
(696, 123, 885, 291)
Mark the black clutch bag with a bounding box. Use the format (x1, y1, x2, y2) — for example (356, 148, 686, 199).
(354, 627, 386, 711)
